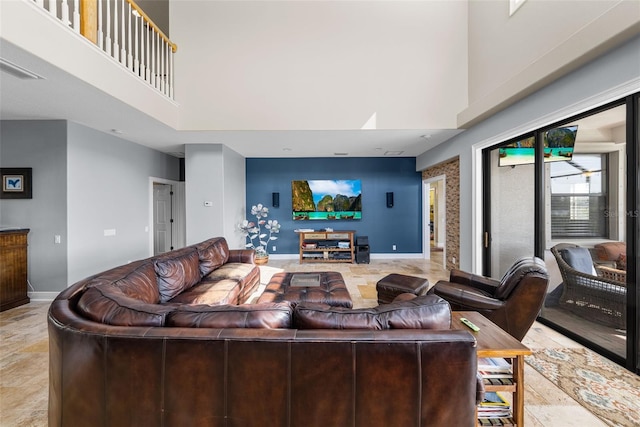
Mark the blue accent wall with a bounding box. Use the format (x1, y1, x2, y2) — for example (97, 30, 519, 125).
(246, 157, 423, 254)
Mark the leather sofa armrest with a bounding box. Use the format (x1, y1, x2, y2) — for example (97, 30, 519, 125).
(449, 270, 500, 294)
(228, 249, 256, 264)
(431, 281, 505, 311)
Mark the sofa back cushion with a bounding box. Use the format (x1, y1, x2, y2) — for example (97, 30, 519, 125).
(166, 302, 294, 328)
(294, 295, 451, 330)
(113, 262, 160, 304)
(196, 237, 230, 276)
(77, 284, 175, 326)
(155, 248, 202, 303)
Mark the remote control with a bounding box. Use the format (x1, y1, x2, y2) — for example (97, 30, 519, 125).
(460, 318, 480, 332)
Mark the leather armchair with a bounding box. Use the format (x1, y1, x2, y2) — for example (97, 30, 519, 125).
(427, 257, 549, 341)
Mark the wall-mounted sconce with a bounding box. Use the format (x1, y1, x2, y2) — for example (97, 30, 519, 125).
(386, 192, 394, 208)
(272, 192, 280, 208)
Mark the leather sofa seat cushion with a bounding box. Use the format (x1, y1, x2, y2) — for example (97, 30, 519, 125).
(169, 278, 241, 305)
(77, 284, 175, 326)
(196, 237, 230, 276)
(204, 263, 261, 303)
(155, 248, 202, 303)
(166, 302, 294, 328)
(294, 295, 451, 330)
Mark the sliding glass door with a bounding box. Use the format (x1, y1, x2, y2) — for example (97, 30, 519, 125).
(483, 98, 638, 373)
(483, 135, 537, 278)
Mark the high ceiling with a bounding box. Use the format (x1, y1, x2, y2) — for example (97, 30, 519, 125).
(0, 40, 463, 159)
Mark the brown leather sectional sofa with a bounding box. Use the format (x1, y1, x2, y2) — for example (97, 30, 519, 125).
(48, 237, 480, 427)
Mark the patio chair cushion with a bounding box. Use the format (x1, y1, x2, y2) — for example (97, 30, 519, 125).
(560, 247, 597, 276)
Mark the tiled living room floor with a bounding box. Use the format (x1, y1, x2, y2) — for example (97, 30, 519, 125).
(0, 258, 618, 426)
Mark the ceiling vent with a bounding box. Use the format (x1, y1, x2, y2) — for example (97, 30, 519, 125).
(0, 58, 44, 80)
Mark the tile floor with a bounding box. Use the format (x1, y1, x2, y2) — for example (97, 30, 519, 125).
(0, 258, 619, 426)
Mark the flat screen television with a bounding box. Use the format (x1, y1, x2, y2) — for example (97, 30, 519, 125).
(292, 179, 362, 220)
(498, 125, 578, 167)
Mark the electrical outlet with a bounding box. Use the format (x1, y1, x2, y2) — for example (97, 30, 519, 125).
(54, 235, 61, 244)
(392, 244, 397, 251)
(452, 256, 456, 264)
(272, 245, 276, 252)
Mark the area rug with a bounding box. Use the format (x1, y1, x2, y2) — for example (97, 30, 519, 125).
(525, 348, 640, 426)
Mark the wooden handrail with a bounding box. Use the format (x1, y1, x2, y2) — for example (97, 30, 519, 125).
(125, 0, 177, 53)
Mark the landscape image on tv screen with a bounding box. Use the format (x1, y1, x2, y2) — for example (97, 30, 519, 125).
(498, 125, 578, 167)
(292, 180, 362, 220)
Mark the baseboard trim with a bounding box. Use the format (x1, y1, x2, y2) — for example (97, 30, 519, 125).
(268, 253, 425, 260)
(28, 291, 59, 302)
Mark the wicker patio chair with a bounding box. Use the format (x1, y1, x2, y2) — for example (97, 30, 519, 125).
(551, 243, 626, 329)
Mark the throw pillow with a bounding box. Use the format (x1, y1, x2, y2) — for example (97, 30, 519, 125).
(616, 253, 627, 271)
(560, 247, 596, 275)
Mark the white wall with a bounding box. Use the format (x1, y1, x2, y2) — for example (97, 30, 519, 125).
(185, 144, 222, 244)
(222, 146, 246, 250)
(0, 120, 68, 293)
(184, 144, 245, 248)
(416, 35, 640, 272)
(170, 1, 468, 131)
(462, 0, 640, 127)
(67, 122, 180, 283)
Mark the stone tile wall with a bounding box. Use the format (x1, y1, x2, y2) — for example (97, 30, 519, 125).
(422, 157, 460, 271)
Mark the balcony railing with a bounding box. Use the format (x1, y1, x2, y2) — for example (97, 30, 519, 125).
(30, 0, 177, 100)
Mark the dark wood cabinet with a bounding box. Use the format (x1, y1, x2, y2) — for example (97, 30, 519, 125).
(0, 228, 30, 312)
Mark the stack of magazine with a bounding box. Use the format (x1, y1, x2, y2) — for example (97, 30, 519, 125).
(478, 357, 512, 386)
(477, 357, 512, 422)
(478, 391, 511, 419)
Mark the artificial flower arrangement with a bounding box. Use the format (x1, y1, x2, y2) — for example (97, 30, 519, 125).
(238, 203, 280, 258)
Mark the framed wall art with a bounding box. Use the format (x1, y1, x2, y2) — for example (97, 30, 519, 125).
(0, 168, 32, 199)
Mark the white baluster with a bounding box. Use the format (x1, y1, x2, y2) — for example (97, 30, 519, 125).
(140, 19, 147, 80)
(120, 0, 126, 64)
(169, 49, 174, 99)
(156, 33, 161, 90)
(72, 0, 80, 32)
(61, 0, 69, 26)
(49, 0, 57, 18)
(127, 3, 133, 70)
(150, 28, 155, 87)
(134, 13, 139, 75)
(145, 20, 150, 82)
(112, 0, 118, 59)
(35, 0, 44, 7)
(97, 0, 104, 50)
(158, 34, 164, 92)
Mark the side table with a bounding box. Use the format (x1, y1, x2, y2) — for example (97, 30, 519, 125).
(451, 312, 532, 427)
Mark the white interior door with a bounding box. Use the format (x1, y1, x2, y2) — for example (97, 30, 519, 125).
(153, 183, 172, 255)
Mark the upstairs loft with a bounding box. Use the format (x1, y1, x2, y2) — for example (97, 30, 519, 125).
(0, 0, 180, 139)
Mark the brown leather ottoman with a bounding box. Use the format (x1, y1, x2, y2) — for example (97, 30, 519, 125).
(257, 271, 353, 308)
(376, 273, 429, 304)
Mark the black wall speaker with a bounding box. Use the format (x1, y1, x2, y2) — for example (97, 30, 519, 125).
(386, 192, 394, 208)
(272, 192, 280, 208)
